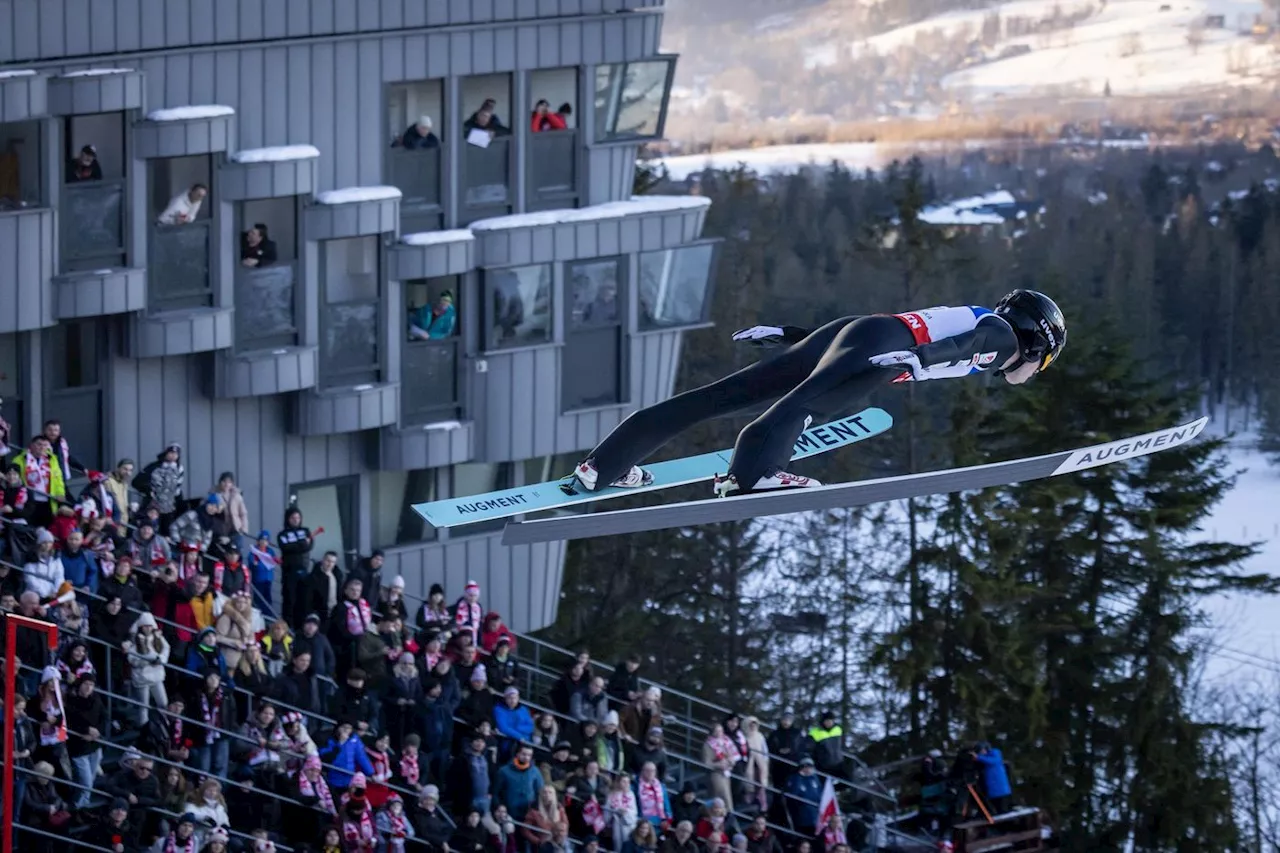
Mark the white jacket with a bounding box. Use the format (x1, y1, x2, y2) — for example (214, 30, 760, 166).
(23, 554, 65, 600)
(124, 614, 170, 686)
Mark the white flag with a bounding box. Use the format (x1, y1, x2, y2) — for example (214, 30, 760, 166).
(818, 776, 840, 829)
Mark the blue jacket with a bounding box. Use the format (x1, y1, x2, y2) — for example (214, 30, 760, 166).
(785, 772, 823, 829)
(318, 734, 375, 789)
(975, 749, 1012, 799)
(248, 545, 279, 584)
(493, 702, 535, 743)
(632, 778, 672, 825)
(421, 697, 454, 752)
(494, 761, 543, 816)
(60, 548, 99, 593)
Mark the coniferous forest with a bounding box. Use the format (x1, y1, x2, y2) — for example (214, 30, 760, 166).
(543, 144, 1280, 850)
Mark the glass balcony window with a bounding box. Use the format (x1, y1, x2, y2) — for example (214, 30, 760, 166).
(0, 119, 44, 210)
(403, 277, 461, 427)
(149, 220, 213, 311)
(460, 75, 514, 221)
(527, 130, 577, 206)
(320, 236, 382, 389)
(62, 180, 126, 272)
(593, 58, 677, 143)
(387, 79, 446, 232)
(462, 136, 512, 209)
(484, 264, 552, 351)
(563, 258, 626, 411)
(638, 242, 721, 330)
(236, 262, 298, 352)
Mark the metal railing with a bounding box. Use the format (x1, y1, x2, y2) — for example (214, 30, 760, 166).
(462, 136, 512, 209)
(236, 261, 299, 351)
(387, 146, 443, 210)
(148, 221, 214, 312)
(61, 179, 127, 270)
(401, 337, 462, 426)
(528, 130, 578, 205)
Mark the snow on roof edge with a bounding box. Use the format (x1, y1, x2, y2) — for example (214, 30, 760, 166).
(0, 69, 38, 79)
(61, 68, 135, 78)
(145, 104, 235, 122)
(401, 229, 475, 247)
(229, 144, 321, 164)
(469, 194, 710, 232)
(314, 185, 403, 205)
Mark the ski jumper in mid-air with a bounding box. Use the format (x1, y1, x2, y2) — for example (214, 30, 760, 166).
(573, 289, 1067, 496)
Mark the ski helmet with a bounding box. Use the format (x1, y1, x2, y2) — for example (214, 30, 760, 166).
(994, 289, 1066, 373)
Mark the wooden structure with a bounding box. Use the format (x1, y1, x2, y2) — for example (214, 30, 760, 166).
(953, 807, 1045, 853)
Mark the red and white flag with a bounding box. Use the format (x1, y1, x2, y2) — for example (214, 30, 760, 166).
(818, 777, 843, 837)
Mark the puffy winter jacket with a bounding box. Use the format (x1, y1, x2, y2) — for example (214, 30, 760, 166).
(124, 614, 170, 686)
(318, 734, 375, 789)
(493, 701, 535, 743)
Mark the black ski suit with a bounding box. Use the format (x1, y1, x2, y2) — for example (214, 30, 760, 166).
(585, 312, 1020, 490)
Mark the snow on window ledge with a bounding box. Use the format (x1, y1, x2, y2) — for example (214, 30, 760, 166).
(145, 105, 235, 122)
(400, 229, 475, 247)
(468, 195, 711, 232)
(60, 68, 135, 78)
(229, 144, 321, 164)
(0, 69, 38, 79)
(314, 186, 402, 205)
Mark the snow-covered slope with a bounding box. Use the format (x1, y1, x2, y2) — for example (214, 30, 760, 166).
(944, 0, 1278, 98)
(854, 0, 1097, 55)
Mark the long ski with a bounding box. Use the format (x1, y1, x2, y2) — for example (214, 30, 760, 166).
(500, 416, 1210, 544)
(413, 407, 894, 529)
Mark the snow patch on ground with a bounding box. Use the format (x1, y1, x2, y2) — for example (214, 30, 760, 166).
(468, 195, 710, 231)
(61, 68, 133, 77)
(314, 185, 402, 205)
(146, 105, 235, 122)
(229, 144, 320, 163)
(401, 230, 475, 246)
(0, 69, 37, 79)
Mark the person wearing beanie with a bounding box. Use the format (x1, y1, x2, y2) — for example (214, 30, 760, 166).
(420, 677, 457, 784)
(340, 771, 378, 851)
(417, 582, 452, 640)
(65, 672, 108, 808)
(479, 611, 517, 656)
(134, 442, 184, 533)
(318, 719, 375, 791)
(86, 795, 138, 852)
(248, 528, 280, 617)
(454, 580, 483, 643)
(350, 549, 385, 609)
(377, 572, 409, 624)
(386, 653, 427, 748)
(22, 527, 66, 601)
(377, 790, 417, 852)
(493, 686, 535, 748)
(412, 784, 452, 852)
(456, 661, 496, 737)
(155, 812, 200, 853)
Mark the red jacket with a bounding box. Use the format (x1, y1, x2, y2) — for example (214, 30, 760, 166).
(530, 112, 567, 133)
(480, 612, 517, 656)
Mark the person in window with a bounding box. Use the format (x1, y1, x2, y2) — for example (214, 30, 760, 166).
(464, 99, 510, 138)
(556, 103, 574, 126)
(241, 223, 278, 268)
(68, 144, 102, 182)
(157, 183, 208, 225)
(400, 116, 440, 150)
(409, 291, 457, 340)
(531, 99, 567, 133)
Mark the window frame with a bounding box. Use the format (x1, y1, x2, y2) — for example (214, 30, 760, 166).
(0, 118, 46, 207)
(234, 199, 302, 353)
(482, 263, 555, 353)
(318, 235, 384, 388)
(60, 111, 130, 272)
(43, 320, 106, 471)
(562, 255, 629, 413)
(592, 56, 679, 145)
(636, 239, 724, 332)
(384, 78, 448, 232)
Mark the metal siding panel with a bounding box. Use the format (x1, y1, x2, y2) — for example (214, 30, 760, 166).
(213, 50, 239, 119)
(426, 33, 450, 78)
(358, 0, 381, 30)
(287, 46, 311, 144)
(581, 20, 603, 65)
(511, 351, 536, 459)
(136, 0, 164, 50)
(11, 0, 38, 60)
(331, 41, 359, 188)
(191, 0, 215, 45)
(486, 357, 512, 460)
(533, 347, 558, 455)
(164, 53, 191, 108)
(263, 48, 289, 145)
(516, 26, 539, 69)
(166, 0, 192, 46)
(263, 0, 288, 38)
(187, 366, 216, 490)
(311, 45, 336, 191)
(285, 0, 310, 36)
(538, 24, 559, 67)
(449, 31, 472, 75)
(491, 28, 516, 72)
(237, 50, 264, 148)
(358, 40, 382, 186)
(559, 22, 582, 65)
(39, 0, 64, 59)
(140, 56, 165, 112)
(333, 0, 357, 31)
(403, 34, 427, 80)
(65, 0, 92, 55)
(404, 0, 426, 27)
(0, 1, 13, 62)
(239, 0, 263, 40)
(382, 35, 404, 82)
(493, 0, 515, 17)
(310, 0, 335, 34)
(212, 0, 238, 42)
(624, 15, 644, 58)
(189, 52, 217, 105)
(472, 28, 496, 75)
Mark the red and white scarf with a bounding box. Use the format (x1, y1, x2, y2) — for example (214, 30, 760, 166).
(298, 772, 335, 814)
(24, 452, 50, 494)
(454, 598, 482, 638)
(386, 808, 409, 853)
(582, 798, 607, 834)
(201, 688, 223, 742)
(160, 830, 197, 853)
(705, 734, 735, 765)
(341, 808, 377, 851)
(368, 748, 391, 784)
(637, 779, 668, 821)
(57, 657, 95, 683)
(397, 752, 420, 786)
(169, 714, 185, 751)
(344, 598, 373, 636)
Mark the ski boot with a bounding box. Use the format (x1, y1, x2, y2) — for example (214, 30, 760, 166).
(713, 471, 821, 497)
(574, 459, 653, 492)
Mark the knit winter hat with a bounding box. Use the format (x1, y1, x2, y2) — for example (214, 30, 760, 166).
(391, 575, 405, 589)
(423, 784, 440, 800)
(36, 528, 54, 544)
(470, 664, 488, 684)
(349, 773, 367, 789)
(257, 529, 271, 540)
(464, 580, 480, 595)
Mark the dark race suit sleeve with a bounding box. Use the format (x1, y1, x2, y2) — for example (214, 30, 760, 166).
(915, 314, 1021, 369)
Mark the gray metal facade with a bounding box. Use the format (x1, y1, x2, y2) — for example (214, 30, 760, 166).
(0, 0, 712, 632)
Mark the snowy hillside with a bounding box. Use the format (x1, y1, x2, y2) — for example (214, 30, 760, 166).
(944, 0, 1280, 98)
(804, 0, 1278, 99)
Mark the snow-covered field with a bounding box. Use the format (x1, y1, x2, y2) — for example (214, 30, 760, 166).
(803, 0, 1278, 99)
(945, 0, 1279, 99)
(658, 139, 1004, 181)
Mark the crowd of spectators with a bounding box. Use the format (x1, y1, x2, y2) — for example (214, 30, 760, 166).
(0, 420, 998, 853)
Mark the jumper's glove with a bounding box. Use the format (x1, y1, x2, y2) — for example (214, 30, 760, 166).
(732, 325, 786, 347)
(869, 349, 924, 380)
